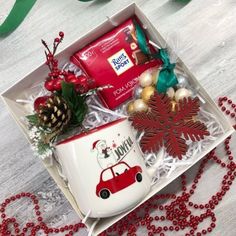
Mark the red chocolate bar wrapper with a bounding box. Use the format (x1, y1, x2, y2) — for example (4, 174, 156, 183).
(71, 18, 162, 109)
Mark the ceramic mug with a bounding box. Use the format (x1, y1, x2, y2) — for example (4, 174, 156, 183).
(55, 117, 151, 218)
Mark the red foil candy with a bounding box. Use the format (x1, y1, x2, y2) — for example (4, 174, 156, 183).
(71, 18, 162, 109)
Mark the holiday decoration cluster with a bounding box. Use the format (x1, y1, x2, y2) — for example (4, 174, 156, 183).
(26, 29, 210, 161)
(0, 113, 235, 235)
(15, 15, 232, 236)
(27, 32, 102, 159)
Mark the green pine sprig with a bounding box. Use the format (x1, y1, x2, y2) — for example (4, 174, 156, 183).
(26, 114, 39, 126)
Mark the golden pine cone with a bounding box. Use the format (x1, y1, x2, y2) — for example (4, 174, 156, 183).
(38, 95, 71, 131)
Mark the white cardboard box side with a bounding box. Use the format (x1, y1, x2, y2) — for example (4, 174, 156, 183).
(1, 3, 234, 235)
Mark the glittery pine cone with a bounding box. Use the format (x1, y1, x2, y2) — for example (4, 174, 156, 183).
(37, 96, 71, 131)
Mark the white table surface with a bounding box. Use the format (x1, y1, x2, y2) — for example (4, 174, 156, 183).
(0, 0, 236, 235)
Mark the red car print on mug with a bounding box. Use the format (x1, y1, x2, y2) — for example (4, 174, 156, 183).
(96, 161, 143, 199)
(55, 118, 151, 218)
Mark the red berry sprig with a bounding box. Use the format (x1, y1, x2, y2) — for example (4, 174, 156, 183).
(42, 31, 64, 73)
(42, 32, 95, 93)
(42, 31, 67, 92)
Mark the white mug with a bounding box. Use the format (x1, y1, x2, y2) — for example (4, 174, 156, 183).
(55, 118, 151, 218)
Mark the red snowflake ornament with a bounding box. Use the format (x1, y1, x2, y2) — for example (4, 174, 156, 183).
(129, 92, 210, 159)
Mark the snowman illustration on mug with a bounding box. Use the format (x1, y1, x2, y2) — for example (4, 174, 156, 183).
(92, 140, 117, 169)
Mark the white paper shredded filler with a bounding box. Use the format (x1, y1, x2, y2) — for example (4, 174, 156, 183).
(16, 62, 224, 187)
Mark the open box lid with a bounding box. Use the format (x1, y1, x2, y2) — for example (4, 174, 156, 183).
(1, 3, 234, 235)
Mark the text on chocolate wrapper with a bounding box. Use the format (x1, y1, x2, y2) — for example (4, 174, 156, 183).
(108, 49, 134, 75)
(113, 77, 138, 97)
(114, 137, 134, 160)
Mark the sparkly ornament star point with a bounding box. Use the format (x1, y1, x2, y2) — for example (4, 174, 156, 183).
(129, 92, 210, 159)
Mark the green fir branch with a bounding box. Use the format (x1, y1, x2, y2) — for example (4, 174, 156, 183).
(26, 114, 39, 126)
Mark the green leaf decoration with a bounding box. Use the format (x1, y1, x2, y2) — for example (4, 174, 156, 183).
(73, 95, 88, 124)
(26, 114, 38, 126)
(61, 82, 76, 107)
(37, 140, 51, 155)
(61, 81, 88, 126)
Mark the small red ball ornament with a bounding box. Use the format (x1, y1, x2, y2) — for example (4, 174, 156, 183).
(33, 96, 50, 111)
(44, 79, 55, 92)
(53, 77, 63, 91)
(76, 75, 88, 84)
(65, 73, 79, 84)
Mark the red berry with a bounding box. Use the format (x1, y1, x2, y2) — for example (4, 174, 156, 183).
(44, 79, 55, 91)
(59, 31, 64, 38)
(53, 78, 63, 91)
(76, 75, 87, 84)
(54, 38, 60, 43)
(87, 77, 96, 89)
(65, 73, 78, 84)
(76, 83, 89, 94)
(78, 75, 96, 89)
(48, 53, 53, 60)
(33, 96, 50, 111)
(75, 75, 89, 93)
(62, 71, 68, 76)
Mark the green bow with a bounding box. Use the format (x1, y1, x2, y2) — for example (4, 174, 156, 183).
(135, 21, 178, 93)
(156, 49, 178, 93)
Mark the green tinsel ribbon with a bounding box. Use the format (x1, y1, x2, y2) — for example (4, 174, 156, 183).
(135, 22, 178, 93)
(0, 0, 95, 37)
(0, 0, 37, 37)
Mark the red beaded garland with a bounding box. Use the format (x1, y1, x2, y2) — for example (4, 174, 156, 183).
(0, 192, 85, 235)
(218, 96, 236, 129)
(0, 97, 235, 235)
(99, 97, 236, 236)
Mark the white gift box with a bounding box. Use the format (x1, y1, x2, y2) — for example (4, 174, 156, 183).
(1, 3, 234, 235)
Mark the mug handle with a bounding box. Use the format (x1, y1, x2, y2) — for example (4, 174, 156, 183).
(53, 153, 68, 184)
